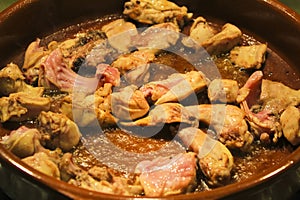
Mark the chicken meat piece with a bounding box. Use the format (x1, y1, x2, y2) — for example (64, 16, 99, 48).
(123, 0, 193, 27)
(1, 126, 43, 158)
(208, 79, 239, 103)
(280, 106, 300, 146)
(178, 127, 234, 186)
(37, 111, 81, 151)
(229, 44, 267, 69)
(202, 23, 242, 55)
(260, 79, 300, 114)
(186, 104, 253, 150)
(0, 92, 51, 122)
(0, 63, 44, 96)
(22, 39, 50, 84)
(111, 85, 150, 121)
(60, 153, 143, 196)
(140, 70, 208, 105)
(135, 152, 197, 197)
(112, 50, 155, 75)
(101, 19, 138, 52)
(239, 71, 282, 143)
(39, 48, 120, 93)
(182, 17, 216, 48)
(22, 151, 61, 179)
(137, 22, 180, 50)
(111, 50, 155, 85)
(122, 103, 198, 127)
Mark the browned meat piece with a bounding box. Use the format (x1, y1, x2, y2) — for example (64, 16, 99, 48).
(1, 126, 42, 158)
(208, 79, 239, 103)
(229, 44, 268, 69)
(202, 23, 242, 55)
(239, 71, 300, 144)
(22, 152, 61, 179)
(260, 79, 300, 114)
(60, 153, 143, 195)
(140, 71, 208, 104)
(178, 127, 234, 186)
(111, 50, 155, 84)
(112, 50, 155, 75)
(39, 48, 120, 93)
(0, 92, 51, 122)
(0, 63, 44, 96)
(111, 85, 150, 121)
(101, 19, 138, 52)
(123, 0, 193, 27)
(37, 111, 81, 151)
(137, 22, 180, 50)
(135, 152, 197, 196)
(280, 106, 300, 146)
(182, 16, 216, 48)
(122, 103, 198, 127)
(186, 104, 253, 150)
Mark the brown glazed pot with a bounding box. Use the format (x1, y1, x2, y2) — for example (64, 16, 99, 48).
(0, 0, 300, 199)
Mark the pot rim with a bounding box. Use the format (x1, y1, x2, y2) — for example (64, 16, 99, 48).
(0, 0, 300, 199)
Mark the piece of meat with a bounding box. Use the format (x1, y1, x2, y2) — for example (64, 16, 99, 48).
(123, 0, 193, 27)
(37, 111, 81, 151)
(208, 79, 239, 103)
(137, 22, 180, 50)
(140, 71, 208, 104)
(239, 71, 282, 143)
(60, 153, 143, 196)
(112, 50, 155, 75)
(229, 44, 267, 69)
(202, 23, 242, 55)
(0, 92, 51, 122)
(186, 104, 253, 150)
(0, 63, 44, 96)
(135, 152, 197, 196)
(121, 103, 198, 127)
(182, 16, 216, 48)
(22, 152, 61, 179)
(111, 85, 150, 121)
(101, 19, 138, 52)
(39, 48, 120, 93)
(280, 106, 300, 146)
(178, 127, 233, 186)
(1, 126, 43, 158)
(260, 79, 300, 114)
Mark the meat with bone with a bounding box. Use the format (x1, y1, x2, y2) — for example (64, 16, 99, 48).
(186, 104, 253, 151)
(202, 23, 242, 55)
(123, 0, 193, 27)
(280, 106, 300, 146)
(101, 19, 138, 52)
(229, 44, 268, 69)
(37, 111, 81, 151)
(39, 48, 120, 93)
(1, 126, 42, 158)
(0, 92, 51, 123)
(111, 85, 150, 121)
(0, 63, 44, 96)
(135, 152, 197, 196)
(208, 79, 239, 103)
(178, 127, 233, 186)
(140, 70, 208, 104)
(182, 16, 216, 48)
(121, 103, 198, 127)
